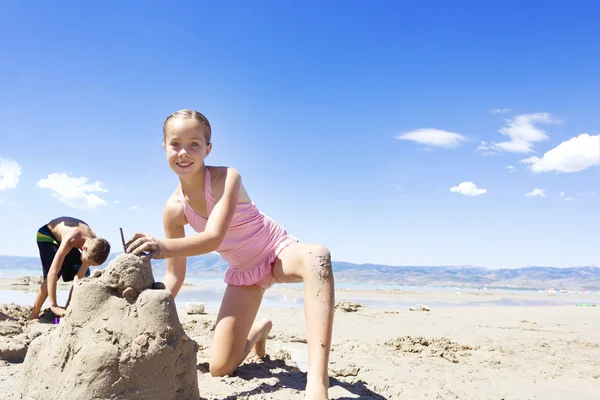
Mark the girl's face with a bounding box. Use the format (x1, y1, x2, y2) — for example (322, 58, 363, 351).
(163, 118, 212, 177)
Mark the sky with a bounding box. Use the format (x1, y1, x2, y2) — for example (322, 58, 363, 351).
(0, 1, 598, 269)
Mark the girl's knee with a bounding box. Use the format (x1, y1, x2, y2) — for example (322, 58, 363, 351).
(305, 245, 333, 280)
(260, 318, 273, 331)
(209, 357, 238, 377)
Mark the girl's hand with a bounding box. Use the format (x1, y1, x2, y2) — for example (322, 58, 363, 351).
(125, 232, 165, 260)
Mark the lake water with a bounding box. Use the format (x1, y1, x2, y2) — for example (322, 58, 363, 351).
(2, 265, 598, 309)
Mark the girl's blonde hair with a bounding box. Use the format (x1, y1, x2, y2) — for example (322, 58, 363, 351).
(163, 109, 212, 144)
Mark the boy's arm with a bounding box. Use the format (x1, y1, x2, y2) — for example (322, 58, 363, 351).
(75, 262, 90, 279)
(46, 241, 71, 316)
(65, 264, 88, 310)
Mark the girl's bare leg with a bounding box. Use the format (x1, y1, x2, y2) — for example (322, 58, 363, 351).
(246, 318, 273, 362)
(209, 284, 272, 376)
(273, 243, 335, 400)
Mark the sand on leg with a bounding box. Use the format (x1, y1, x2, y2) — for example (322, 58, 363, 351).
(272, 243, 335, 400)
(209, 284, 272, 376)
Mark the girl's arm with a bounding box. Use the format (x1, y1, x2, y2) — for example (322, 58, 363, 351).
(161, 167, 241, 257)
(126, 167, 242, 259)
(162, 198, 188, 297)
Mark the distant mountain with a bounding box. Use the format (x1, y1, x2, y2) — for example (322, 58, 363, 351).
(331, 262, 600, 290)
(1, 254, 599, 291)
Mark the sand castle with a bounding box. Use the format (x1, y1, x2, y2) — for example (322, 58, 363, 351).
(18, 254, 200, 400)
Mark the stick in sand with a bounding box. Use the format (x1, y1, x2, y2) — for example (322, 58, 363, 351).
(120, 227, 150, 257)
(120, 227, 126, 253)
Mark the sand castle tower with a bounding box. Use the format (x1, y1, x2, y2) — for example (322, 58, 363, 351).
(19, 254, 200, 400)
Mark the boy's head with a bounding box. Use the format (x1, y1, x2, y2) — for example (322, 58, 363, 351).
(163, 109, 211, 146)
(82, 238, 111, 266)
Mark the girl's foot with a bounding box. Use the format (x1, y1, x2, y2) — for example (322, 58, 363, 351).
(246, 319, 272, 362)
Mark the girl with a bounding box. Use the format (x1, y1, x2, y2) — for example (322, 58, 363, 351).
(125, 109, 335, 399)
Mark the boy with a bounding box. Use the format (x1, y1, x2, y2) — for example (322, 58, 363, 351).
(29, 216, 111, 320)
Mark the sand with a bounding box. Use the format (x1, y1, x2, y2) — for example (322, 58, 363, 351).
(15, 254, 200, 400)
(0, 304, 54, 363)
(0, 273, 599, 398)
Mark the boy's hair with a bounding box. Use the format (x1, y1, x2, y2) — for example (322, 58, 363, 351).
(87, 238, 111, 266)
(163, 109, 212, 145)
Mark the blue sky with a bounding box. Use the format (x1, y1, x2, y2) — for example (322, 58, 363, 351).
(0, 1, 598, 268)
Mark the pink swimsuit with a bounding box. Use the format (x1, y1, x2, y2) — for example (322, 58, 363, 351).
(180, 168, 298, 289)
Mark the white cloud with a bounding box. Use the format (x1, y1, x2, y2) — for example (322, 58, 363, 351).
(113, 200, 122, 204)
(525, 188, 546, 197)
(37, 173, 108, 211)
(520, 156, 540, 164)
(0, 158, 22, 191)
(396, 128, 467, 148)
(450, 182, 487, 196)
(565, 197, 574, 202)
(560, 191, 565, 197)
(489, 108, 511, 114)
(129, 206, 142, 212)
(506, 165, 516, 173)
(0, 198, 4, 204)
(523, 133, 599, 173)
(479, 113, 558, 154)
(476, 141, 498, 156)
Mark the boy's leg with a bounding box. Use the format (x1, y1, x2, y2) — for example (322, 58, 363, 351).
(209, 284, 269, 377)
(30, 278, 49, 320)
(32, 228, 57, 320)
(272, 243, 334, 399)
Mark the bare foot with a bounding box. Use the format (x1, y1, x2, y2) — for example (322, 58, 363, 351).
(305, 379, 329, 400)
(246, 319, 272, 362)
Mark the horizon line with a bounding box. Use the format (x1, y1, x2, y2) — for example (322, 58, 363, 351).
(0, 254, 597, 270)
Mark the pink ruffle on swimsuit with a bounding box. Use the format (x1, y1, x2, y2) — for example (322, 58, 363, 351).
(180, 168, 298, 290)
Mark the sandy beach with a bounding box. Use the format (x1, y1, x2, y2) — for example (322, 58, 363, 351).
(1, 276, 599, 400)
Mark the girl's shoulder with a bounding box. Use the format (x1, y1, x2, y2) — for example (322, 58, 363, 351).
(206, 165, 239, 179)
(206, 165, 248, 201)
(207, 165, 242, 180)
(207, 164, 239, 188)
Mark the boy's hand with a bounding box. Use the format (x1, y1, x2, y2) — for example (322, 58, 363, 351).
(51, 305, 66, 317)
(125, 232, 164, 260)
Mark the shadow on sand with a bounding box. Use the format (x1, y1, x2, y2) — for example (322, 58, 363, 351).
(197, 356, 387, 400)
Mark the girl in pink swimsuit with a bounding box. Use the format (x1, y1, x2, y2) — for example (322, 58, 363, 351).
(126, 109, 335, 399)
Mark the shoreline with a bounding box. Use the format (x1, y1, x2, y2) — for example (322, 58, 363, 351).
(1, 275, 598, 309)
